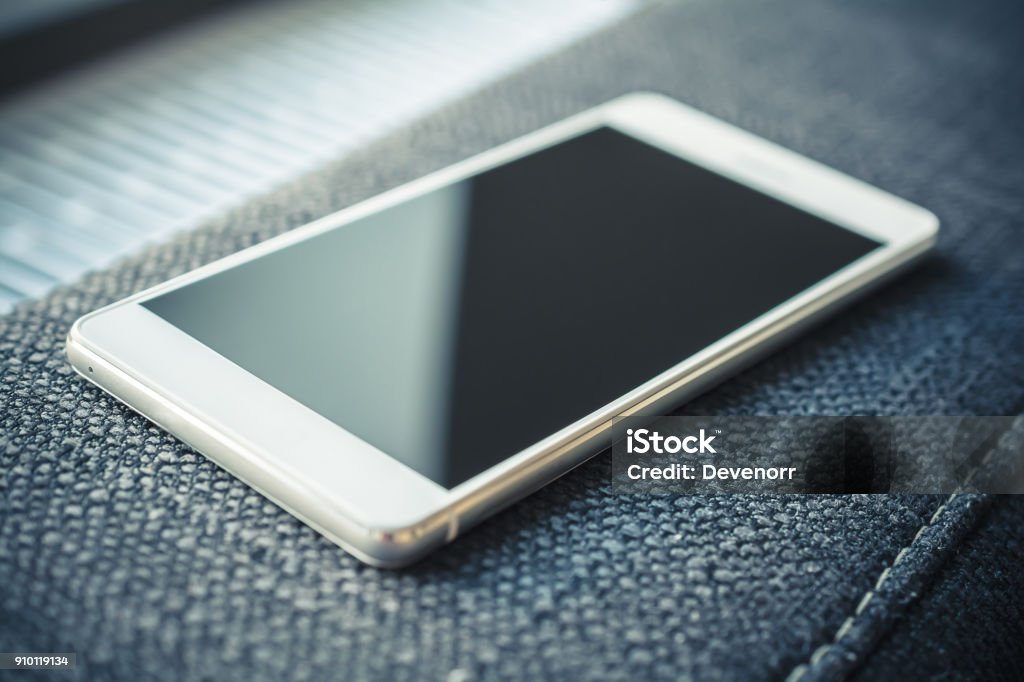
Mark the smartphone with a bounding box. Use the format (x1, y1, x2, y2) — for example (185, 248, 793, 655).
(66, 93, 938, 567)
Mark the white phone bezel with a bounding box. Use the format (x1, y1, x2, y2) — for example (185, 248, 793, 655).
(66, 92, 939, 566)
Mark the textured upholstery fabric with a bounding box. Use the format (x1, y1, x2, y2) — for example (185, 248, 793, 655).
(1, 0, 1022, 680)
(852, 496, 1024, 681)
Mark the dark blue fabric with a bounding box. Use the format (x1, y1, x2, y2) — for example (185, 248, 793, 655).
(1, 0, 1022, 680)
(852, 496, 1024, 681)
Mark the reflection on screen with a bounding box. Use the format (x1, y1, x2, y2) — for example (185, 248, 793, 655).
(144, 127, 879, 488)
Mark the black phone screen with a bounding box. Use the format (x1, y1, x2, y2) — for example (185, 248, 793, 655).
(144, 126, 879, 488)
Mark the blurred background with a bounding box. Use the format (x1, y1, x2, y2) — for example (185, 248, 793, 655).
(0, 0, 645, 314)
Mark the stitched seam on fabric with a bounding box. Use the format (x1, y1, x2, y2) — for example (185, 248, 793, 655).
(784, 426, 1010, 682)
(782, 493, 958, 682)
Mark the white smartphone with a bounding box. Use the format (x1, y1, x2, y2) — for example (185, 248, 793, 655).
(66, 93, 938, 567)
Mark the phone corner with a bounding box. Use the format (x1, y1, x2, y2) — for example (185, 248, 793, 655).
(347, 508, 456, 569)
(918, 207, 941, 240)
(904, 205, 940, 256)
(611, 90, 675, 110)
(65, 302, 111, 351)
(66, 304, 112, 371)
(64, 316, 91, 370)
